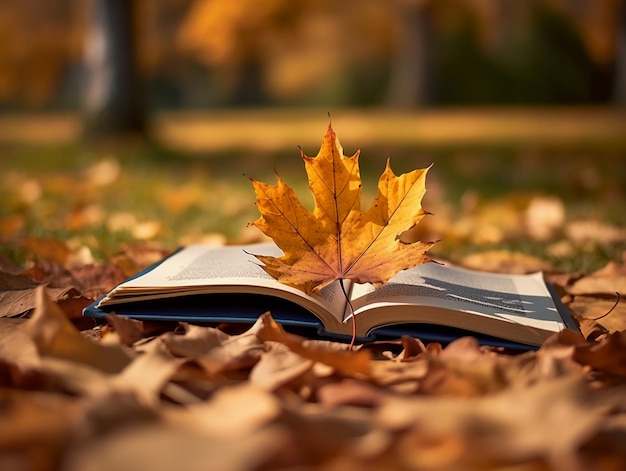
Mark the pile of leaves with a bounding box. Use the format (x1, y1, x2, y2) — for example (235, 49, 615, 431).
(2, 124, 626, 469)
(1, 269, 626, 470)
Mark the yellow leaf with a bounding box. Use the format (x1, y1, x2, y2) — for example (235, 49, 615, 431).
(249, 123, 434, 293)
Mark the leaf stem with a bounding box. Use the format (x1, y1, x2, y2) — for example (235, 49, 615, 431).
(592, 292, 620, 321)
(339, 278, 356, 350)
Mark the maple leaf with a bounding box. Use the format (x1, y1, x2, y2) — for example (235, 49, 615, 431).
(249, 123, 435, 294)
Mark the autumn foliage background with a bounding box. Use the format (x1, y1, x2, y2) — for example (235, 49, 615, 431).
(1, 0, 626, 469)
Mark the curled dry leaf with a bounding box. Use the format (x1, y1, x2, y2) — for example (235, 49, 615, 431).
(461, 250, 553, 274)
(571, 331, 626, 378)
(568, 295, 626, 334)
(168, 383, 281, 438)
(567, 260, 626, 296)
(104, 312, 147, 346)
(255, 312, 371, 376)
(315, 379, 391, 408)
(0, 318, 41, 387)
(162, 322, 265, 377)
(249, 342, 313, 391)
(63, 420, 285, 471)
(0, 388, 82, 467)
(0, 271, 74, 317)
(25, 286, 131, 374)
(377, 377, 612, 470)
(162, 323, 231, 357)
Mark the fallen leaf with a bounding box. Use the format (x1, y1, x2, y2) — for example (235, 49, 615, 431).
(63, 420, 285, 471)
(67, 263, 127, 300)
(0, 271, 74, 317)
(316, 379, 389, 408)
(104, 313, 147, 346)
(19, 237, 71, 266)
(571, 331, 626, 378)
(161, 323, 266, 377)
(0, 319, 41, 387)
(177, 328, 265, 377)
(377, 377, 611, 469)
(568, 261, 626, 296)
(524, 195, 565, 241)
(249, 123, 434, 293)
(114, 342, 183, 401)
(24, 286, 131, 373)
(461, 250, 552, 274)
(565, 220, 626, 246)
(111, 243, 172, 278)
(168, 383, 281, 437)
(0, 388, 82, 467)
(419, 337, 508, 396)
(567, 295, 626, 333)
(249, 342, 313, 391)
(255, 312, 371, 376)
(161, 323, 230, 357)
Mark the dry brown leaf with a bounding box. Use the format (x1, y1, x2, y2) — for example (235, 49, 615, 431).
(0, 271, 74, 317)
(524, 195, 565, 241)
(255, 312, 371, 377)
(571, 331, 626, 378)
(249, 123, 433, 293)
(25, 286, 131, 374)
(249, 342, 313, 391)
(369, 359, 429, 392)
(19, 237, 71, 266)
(66, 263, 127, 300)
(565, 220, 626, 245)
(568, 261, 626, 296)
(316, 379, 390, 408)
(0, 319, 41, 387)
(104, 312, 147, 346)
(378, 377, 611, 470)
(568, 295, 626, 333)
(420, 338, 509, 396)
(167, 383, 281, 438)
(111, 243, 172, 278)
(460, 250, 553, 274)
(110, 342, 184, 406)
(279, 402, 377, 464)
(160, 321, 266, 377)
(63, 421, 285, 471)
(161, 323, 230, 357)
(164, 324, 266, 377)
(0, 388, 82, 467)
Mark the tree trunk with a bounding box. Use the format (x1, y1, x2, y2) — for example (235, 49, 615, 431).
(385, 0, 434, 109)
(614, 1, 626, 106)
(82, 0, 146, 138)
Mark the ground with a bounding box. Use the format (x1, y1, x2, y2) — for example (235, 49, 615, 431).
(1, 108, 626, 469)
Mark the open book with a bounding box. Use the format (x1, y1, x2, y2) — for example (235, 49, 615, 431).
(84, 243, 577, 348)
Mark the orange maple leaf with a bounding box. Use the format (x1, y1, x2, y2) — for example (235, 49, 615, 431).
(249, 123, 435, 294)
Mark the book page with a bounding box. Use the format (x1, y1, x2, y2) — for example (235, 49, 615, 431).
(350, 262, 565, 331)
(122, 243, 280, 287)
(104, 243, 348, 323)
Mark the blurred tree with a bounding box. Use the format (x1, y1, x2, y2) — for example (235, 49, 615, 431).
(177, 0, 394, 106)
(384, 0, 435, 108)
(0, 0, 85, 108)
(82, 0, 146, 137)
(0, 0, 622, 110)
(615, 1, 626, 105)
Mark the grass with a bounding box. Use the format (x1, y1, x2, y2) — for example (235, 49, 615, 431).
(1, 108, 625, 273)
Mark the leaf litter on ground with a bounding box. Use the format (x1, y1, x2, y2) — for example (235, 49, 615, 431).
(0, 276, 625, 469)
(1, 123, 626, 469)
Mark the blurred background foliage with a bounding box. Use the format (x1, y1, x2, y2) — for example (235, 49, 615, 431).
(0, 0, 624, 111)
(0, 0, 625, 273)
